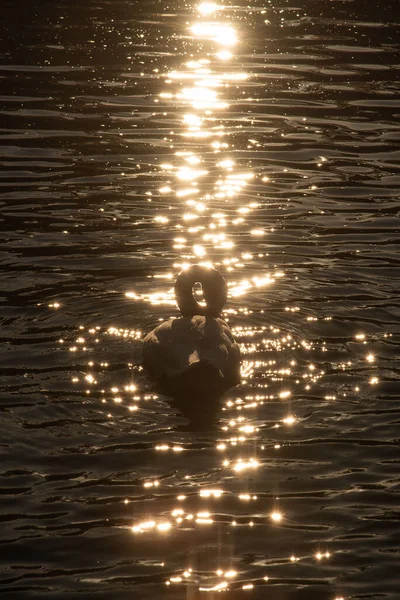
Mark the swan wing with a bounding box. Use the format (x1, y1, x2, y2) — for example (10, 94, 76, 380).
(143, 316, 240, 387)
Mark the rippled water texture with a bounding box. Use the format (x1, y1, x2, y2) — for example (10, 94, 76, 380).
(1, 0, 399, 598)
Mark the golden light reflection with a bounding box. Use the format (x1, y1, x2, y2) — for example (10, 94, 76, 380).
(197, 2, 222, 16)
(228, 272, 277, 298)
(200, 489, 223, 498)
(199, 581, 228, 592)
(164, 562, 272, 593)
(169, 70, 247, 84)
(224, 570, 237, 578)
(239, 494, 257, 501)
(196, 517, 214, 524)
(216, 49, 232, 60)
(155, 444, 185, 452)
(270, 511, 283, 523)
(179, 85, 228, 109)
(217, 159, 234, 169)
(176, 189, 199, 198)
(283, 415, 296, 425)
(132, 505, 220, 535)
(131, 520, 155, 533)
(143, 480, 160, 488)
(107, 326, 142, 339)
(183, 113, 203, 127)
(119, 7, 322, 581)
(191, 23, 237, 46)
(315, 551, 331, 560)
(227, 458, 260, 472)
(176, 166, 208, 181)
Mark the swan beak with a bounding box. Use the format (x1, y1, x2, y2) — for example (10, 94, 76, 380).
(188, 350, 200, 365)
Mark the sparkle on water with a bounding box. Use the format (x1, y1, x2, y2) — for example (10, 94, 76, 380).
(15, 0, 395, 598)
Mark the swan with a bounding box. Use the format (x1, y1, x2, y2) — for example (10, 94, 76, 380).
(142, 265, 241, 398)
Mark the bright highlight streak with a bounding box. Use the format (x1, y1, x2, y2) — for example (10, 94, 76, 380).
(199, 582, 228, 592)
(191, 23, 237, 47)
(200, 489, 223, 498)
(271, 511, 282, 522)
(216, 50, 232, 60)
(283, 416, 296, 425)
(197, 2, 222, 15)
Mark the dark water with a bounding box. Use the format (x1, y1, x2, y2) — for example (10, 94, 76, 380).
(1, 0, 399, 598)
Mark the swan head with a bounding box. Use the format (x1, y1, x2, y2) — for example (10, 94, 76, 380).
(174, 264, 228, 318)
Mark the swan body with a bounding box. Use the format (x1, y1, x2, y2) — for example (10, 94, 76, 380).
(143, 265, 240, 397)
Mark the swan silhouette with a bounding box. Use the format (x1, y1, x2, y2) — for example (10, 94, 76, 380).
(143, 265, 241, 398)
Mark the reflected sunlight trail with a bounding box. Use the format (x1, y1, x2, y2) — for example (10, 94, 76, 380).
(127, 1, 282, 310)
(67, 3, 381, 598)
(126, 3, 317, 594)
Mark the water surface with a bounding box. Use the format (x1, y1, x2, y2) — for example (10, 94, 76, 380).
(1, 1, 399, 598)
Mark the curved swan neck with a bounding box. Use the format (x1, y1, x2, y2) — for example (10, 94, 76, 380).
(174, 265, 228, 318)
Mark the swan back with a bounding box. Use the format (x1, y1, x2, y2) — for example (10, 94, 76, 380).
(143, 315, 240, 396)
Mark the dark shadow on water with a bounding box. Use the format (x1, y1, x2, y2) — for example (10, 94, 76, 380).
(140, 374, 226, 431)
(141, 359, 238, 431)
(168, 389, 223, 432)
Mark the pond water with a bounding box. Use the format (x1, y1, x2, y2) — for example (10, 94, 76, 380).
(0, 0, 399, 598)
